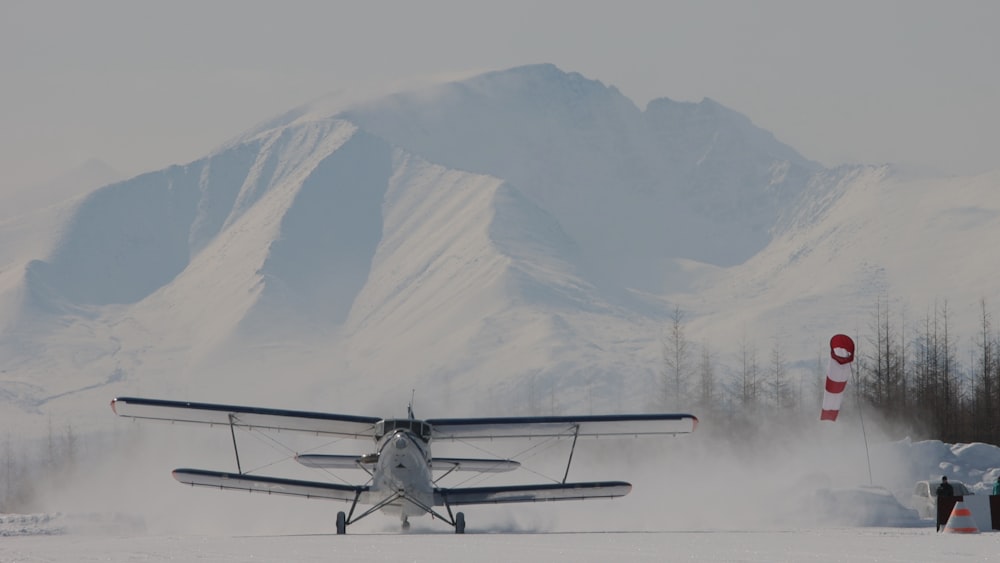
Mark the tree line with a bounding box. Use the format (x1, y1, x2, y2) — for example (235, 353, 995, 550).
(855, 297, 999, 444)
(660, 298, 1000, 445)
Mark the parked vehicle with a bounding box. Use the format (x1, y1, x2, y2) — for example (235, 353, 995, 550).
(910, 480, 973, 518)
(814, 486, 920, 526)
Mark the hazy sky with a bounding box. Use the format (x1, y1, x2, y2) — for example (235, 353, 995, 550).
(2, 0, 997, 192)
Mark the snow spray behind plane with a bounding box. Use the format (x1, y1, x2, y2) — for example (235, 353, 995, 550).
(820, 334, 855, 421)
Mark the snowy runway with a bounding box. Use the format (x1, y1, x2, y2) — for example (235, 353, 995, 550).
(4, 527, 1000, 562)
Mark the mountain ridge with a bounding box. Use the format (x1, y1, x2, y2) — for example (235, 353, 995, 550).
(1, 64, 997, 432)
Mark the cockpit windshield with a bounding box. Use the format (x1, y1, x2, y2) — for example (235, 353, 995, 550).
(375, 419, 431, 442)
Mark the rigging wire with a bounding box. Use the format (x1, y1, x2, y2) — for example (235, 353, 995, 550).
(442, 431, 579, 487)
(851, 359, 874, 485)
(237, 428, 357, 486)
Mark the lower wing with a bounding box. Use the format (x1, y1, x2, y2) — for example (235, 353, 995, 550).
(172, 468, 368, 503)
(434, 481, 631, 506)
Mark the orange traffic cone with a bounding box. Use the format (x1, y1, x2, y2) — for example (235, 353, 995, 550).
(943, 501, 980, 534)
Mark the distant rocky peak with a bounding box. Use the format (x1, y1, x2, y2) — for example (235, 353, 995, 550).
(460, 63, 630, 105)
(644, 96, 816, 168)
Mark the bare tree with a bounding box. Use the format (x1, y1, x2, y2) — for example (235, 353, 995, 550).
(912, 300, 963, 440)
(770, 339, 791, 410)
(861, 294, 908, 418)
(661, 305, 690, 410)
(697, 342, 716, 412)
(938, 300, 961, 438)
(738, 331, 760, 414)
(972, 299, 997, 443)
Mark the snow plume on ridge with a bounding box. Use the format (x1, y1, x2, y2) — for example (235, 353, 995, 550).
(342, 64, 821, 275)
(2, 158, 120, 222)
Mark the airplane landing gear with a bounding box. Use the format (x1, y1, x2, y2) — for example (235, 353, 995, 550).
(401, 516, 411, 531)
(336, 511, 347, 535)
(455, 512, 465, 534)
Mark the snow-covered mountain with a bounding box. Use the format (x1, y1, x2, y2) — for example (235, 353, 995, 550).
(686, 165, 1000, 364)
(1, 64, 998, 433)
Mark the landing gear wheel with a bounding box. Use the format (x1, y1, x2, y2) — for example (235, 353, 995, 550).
(401, 517, 411, 531)
(455, 512, 465, 534)
(336, 511, 346, 535)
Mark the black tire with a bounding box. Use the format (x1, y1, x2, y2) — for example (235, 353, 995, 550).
(455, 512, 465, 534)
(336, 511, 347, 535)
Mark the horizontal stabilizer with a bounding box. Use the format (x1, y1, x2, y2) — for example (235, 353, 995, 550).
(428, 413, 697, 440)
(432, 457, 520, 472)
(295, 454, 371, 469)
(111, 397, 379, 439)
(172, 468, 368, 503)
(294, 454, 519, 473)
(435, 481, 631, 506)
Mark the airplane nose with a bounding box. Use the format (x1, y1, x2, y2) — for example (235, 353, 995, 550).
(394, 435, 408, 449)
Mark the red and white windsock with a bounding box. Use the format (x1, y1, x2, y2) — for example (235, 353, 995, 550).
(820, 334, 855, 421)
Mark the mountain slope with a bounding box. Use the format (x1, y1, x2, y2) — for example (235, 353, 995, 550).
(342, 63, 821, 282)
(1, 64, 998, 433)
(681, 165, 1000, 362)
(0, 105, 629, 420)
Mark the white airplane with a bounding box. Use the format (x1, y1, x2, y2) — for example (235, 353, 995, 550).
(110, 396, 697, 533)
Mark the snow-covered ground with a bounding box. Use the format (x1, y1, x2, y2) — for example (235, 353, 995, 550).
(5, 527, 1000, 563)
(3, 63, 1000, 562)
(4, 436, 1000, 561)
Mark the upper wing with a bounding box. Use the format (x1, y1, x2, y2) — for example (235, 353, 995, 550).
(111, 397, 380, 439)
(427, 413, 697, 440)
(434, 481, 631, 506)
(173, 468, 368, 503)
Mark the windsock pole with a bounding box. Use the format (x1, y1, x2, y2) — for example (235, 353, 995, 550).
(851, 358, 873, 485)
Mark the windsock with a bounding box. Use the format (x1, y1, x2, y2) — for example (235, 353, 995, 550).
(820, 334, 855, 421)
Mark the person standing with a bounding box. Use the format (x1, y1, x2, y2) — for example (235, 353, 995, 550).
(936, 476, 955, 532)
(993, 477, 1000, 531)
(937, 475, 955, 497)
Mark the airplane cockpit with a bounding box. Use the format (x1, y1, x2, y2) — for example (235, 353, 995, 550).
(375, 418, 432, 442)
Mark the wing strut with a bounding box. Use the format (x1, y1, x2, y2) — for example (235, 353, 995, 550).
(562, 424, 580, 484)
(228, 414, 243, 474)
(344, 489, 364, 524)
(433, 463, 460, 484)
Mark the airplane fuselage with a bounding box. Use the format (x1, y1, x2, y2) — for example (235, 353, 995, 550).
(370, 419, 436, 524)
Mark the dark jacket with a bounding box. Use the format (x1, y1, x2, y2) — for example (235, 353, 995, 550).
(937, 481, 955, 497)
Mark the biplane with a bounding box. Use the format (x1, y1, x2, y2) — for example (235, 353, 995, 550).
(110, 396, 696, 533)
